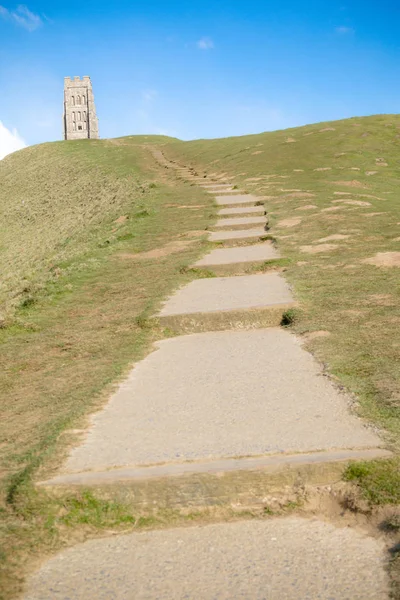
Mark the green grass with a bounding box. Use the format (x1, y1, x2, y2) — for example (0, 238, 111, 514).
(0, 136, 216, 599)
(344, 458, 400, 505)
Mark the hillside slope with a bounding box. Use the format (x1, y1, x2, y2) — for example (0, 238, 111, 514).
(0, 136, 215, 599)
(164, 114, 400, 450)
(0, 137, 178, 319)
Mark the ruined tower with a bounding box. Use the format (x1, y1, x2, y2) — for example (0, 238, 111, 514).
(63, 76, 99, 140)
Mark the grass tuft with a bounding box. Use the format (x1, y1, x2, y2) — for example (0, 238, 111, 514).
(344, 458, 400, 505)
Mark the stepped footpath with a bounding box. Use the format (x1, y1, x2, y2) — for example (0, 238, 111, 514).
(24, 156, 391, 599)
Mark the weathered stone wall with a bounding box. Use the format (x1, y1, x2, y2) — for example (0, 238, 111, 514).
(63, 76, 99, 140)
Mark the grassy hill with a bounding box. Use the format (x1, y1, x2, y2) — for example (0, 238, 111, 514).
(1, 117, 400, 597)
(0, 136, 179, 320)
(0, 137, 215, 598)
(165, 114, 400, 452)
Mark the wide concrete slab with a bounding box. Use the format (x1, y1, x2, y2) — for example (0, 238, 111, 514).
(218, 206, 266, 216)
(216, 194, 259, 206)
(200, 183, 233, 189)
(194, 243, 279, 267)
(208, 227, 267, 242)
(212, 216, 266, 229)
(57, 328, 381, 474)
(159, 273, 292, 316)
(24, 518, 389, 600)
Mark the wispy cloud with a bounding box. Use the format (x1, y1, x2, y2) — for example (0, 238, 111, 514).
(335, 26, 354, 34)
(0, 4, 42, 31)
(141, 89, 158, 103)
(197, 37, 214, 50)
(0, 121, 26, 160)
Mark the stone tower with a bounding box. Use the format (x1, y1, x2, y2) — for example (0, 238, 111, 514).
(63, 76, 99, 140)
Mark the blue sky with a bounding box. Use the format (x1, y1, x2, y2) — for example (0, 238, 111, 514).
(1, 0, 400, 154)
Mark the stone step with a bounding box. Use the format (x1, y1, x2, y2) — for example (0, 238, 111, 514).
(216, 194, 260, 206)
(212, 216, 267, 230)
(218, 206, 266, 216)
(24, 517, 389, 600)
(158, 273, 294, 330)
(209, 227, 268, 244)
(207, 188, 236, 194)
(194, 243, 279, 268)
(42, 328, 383, 484)
(200, 183, 233, 189)
(42, 448, 390, 487)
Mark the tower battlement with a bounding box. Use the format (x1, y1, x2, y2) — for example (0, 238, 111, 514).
(63, 76, 99, 140)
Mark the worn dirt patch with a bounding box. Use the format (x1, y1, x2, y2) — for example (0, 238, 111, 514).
(362, 213, 386, 218)
(367, 294, 396, 306)
(333, 192, 354, 196)
(295, 205, 317, 211)
(366, 171, 378, 176)
(321, 207, 342, 213)
(293, 169, 304, 172)
(117, 240, 195, 261)
(304, 330, 331, 340)
(182, 230, 207, 238)
(314, 167, 332, 171)
(363, 252, 400, 268)
(245, 177, 263, 182)
(332, 180, 367, 188)
(324, 215, 344, 221)
(285, 137, 296, 143)
(177, 205, 207, 209)
(284, 192, 316, 199)
(318, 234, 350, 242)
(114, 215, 129, 224)
(343, 310, 365, 318)
(332, 200, 372, 207)
(319, 128, 336, 132)
(252, 151, 264, 155)
(300, 244, 338, 254)
(276, 217, 302, 228)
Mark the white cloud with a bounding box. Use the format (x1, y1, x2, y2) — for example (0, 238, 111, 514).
(197, 37, 214, 50)
(0, 121, 26, 160)
(0, 4, 42, 31)
(141, 89, 158, 103)
(335, 26, 354, 34)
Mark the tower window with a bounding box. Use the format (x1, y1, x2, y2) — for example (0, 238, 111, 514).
(72, 111, 76, 121)
(82, 95, 86, 104)
(71, 96, 75, 105)
(83, 111, 86, 121)
(78, 125, 82, 130)
(77, 95, 81, 104)
(77, 112, 81, 121)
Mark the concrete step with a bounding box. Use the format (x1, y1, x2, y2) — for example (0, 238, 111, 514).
(218, 206, 266, 216)
(209, 227, 268, 244)
(200, 183, 233, 189)
(194, 243, 279, 268)
(158, 273, 294, 332)
(207, 188, 236, 194)
(42, 328, 383, 484)
(212, 216, 267, 230)
(24, 517, 389, 600)
(42, 448, 390, 487)
(216, 194, 261, 206)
